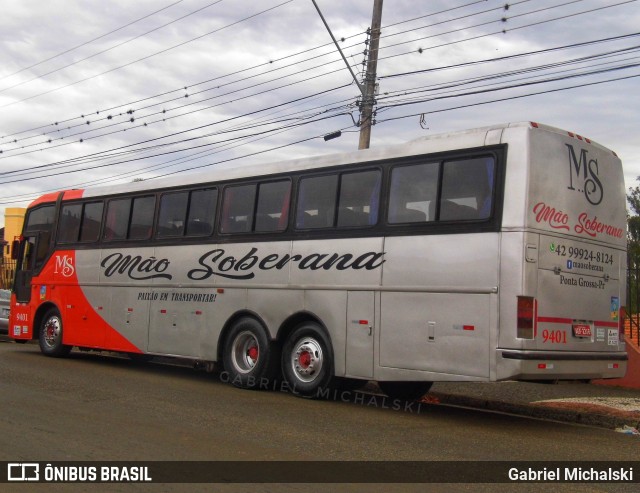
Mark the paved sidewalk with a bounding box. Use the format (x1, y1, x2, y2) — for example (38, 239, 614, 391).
(425, 381, 640, 431)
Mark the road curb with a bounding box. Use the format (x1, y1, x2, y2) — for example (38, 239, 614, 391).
(429, 392, 640, 430)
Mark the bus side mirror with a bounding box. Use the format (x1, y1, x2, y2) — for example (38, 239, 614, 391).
(11, 240, 20, 260)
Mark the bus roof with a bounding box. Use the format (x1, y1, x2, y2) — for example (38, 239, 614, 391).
(28, 121, 617, 206)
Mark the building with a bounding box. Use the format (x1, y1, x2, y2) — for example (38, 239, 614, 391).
(1, 208, 25, 289)
(3, 208, 26, 259)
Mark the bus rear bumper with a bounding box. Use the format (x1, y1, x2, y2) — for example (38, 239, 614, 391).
(497, 349, 628, 381)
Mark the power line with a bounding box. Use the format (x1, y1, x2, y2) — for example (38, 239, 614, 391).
(0, 0, 224, 95)
(380, 32, 640, 80)
(0, 0, 186, 83)
(376, 0, 638, 66)
(378, 45, 640, 103)
(0, 0, 294, 110)
(0, 0, 529, 150)
(376, 73, 640, 124)
(0, 84, 354, 182)
(0, 0, 500, 144)
(2, 0, 638, 204)
(0, 112, 357, 204)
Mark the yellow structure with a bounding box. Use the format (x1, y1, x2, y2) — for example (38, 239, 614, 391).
(3, 207, 26, 259)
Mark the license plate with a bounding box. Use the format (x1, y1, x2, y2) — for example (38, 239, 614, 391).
(572, 324, 592, 337)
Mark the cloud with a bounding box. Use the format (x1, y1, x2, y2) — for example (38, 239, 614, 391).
(0, 0, 639, 227)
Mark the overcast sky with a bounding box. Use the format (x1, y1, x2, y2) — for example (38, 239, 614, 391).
(1, 0, 639, 228)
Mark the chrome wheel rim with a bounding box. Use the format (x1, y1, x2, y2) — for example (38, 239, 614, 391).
(290, 337, 324, 383)
(230, 331, 259, 374)
(43, 316, 62, 349)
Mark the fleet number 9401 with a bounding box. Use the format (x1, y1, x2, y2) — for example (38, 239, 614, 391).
(542, 329, 567, 344)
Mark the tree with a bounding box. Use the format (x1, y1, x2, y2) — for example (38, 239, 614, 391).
(627, 180, 640, 316)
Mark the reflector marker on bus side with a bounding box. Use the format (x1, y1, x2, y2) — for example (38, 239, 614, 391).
(452, 325, 475, 331)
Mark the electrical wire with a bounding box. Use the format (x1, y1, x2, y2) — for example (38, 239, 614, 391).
(0, 0, 186, 83)
(0, 0, 294, 109)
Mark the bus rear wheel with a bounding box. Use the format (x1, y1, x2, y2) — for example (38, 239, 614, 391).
(378, 381, 433, 401)
(38, 308, 72, 357)
(222, 317, 278, 390)
(281, 323, 334, 398)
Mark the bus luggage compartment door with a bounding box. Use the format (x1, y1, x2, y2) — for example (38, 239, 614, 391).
(345, 291, 375, 379)
(379, 291, 491, 378)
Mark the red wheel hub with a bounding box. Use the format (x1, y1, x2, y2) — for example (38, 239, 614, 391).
(247, 346, 259, 362)
(298, 350, 311, 369)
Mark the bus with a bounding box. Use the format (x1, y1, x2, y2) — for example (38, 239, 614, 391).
(9, 121, 628, 400)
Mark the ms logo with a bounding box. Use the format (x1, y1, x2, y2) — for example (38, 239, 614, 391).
(54, 255, 75, 277)
(566, 143, 603, 205)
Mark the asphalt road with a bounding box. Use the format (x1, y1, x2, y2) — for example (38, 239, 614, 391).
(1, 338, 638, 493)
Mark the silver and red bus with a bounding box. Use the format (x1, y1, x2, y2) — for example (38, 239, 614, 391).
(9, 122, 628, 399)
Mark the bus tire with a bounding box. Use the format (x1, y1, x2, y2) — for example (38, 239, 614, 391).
(222, 317, 278, 390)
(281, 323, 334, 398)
(378, 381, 433, 401)
(38, 307, 72, 357)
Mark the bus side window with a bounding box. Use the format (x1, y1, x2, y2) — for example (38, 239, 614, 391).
(35, 233, 51, 268)
(58, 204, 82, 243)
(388, 162, 438, 224)
(129, 196, 156, 240)
(221, 184, 256, 234)
(22, 204, 55, 268)
(296, 175, 338, 229)
(158, 192, 189, 237)
(104, 199, 131, 241)
(59, 202, 103, 243)
(440, 157, 495, 221)
(79, 202, 104, 242)
(337, 170, 380, 227)
(255, 180, 290, 232)
(186, 188, 217, 236)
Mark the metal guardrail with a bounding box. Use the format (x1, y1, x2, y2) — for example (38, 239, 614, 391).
(627, 255, 640, 348)
(0, 259, 16, 290)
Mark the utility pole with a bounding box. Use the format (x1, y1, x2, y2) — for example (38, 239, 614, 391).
(358, 0, 383, 150)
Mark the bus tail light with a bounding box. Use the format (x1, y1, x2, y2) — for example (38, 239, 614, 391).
(619, 306, 627, 342)
(517, 296, 535, 339)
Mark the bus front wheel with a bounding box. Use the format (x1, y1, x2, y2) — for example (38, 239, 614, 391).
(222, 317, 278, 390)
(38, 308, 72, 357)
(281, 323, 334, 398)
